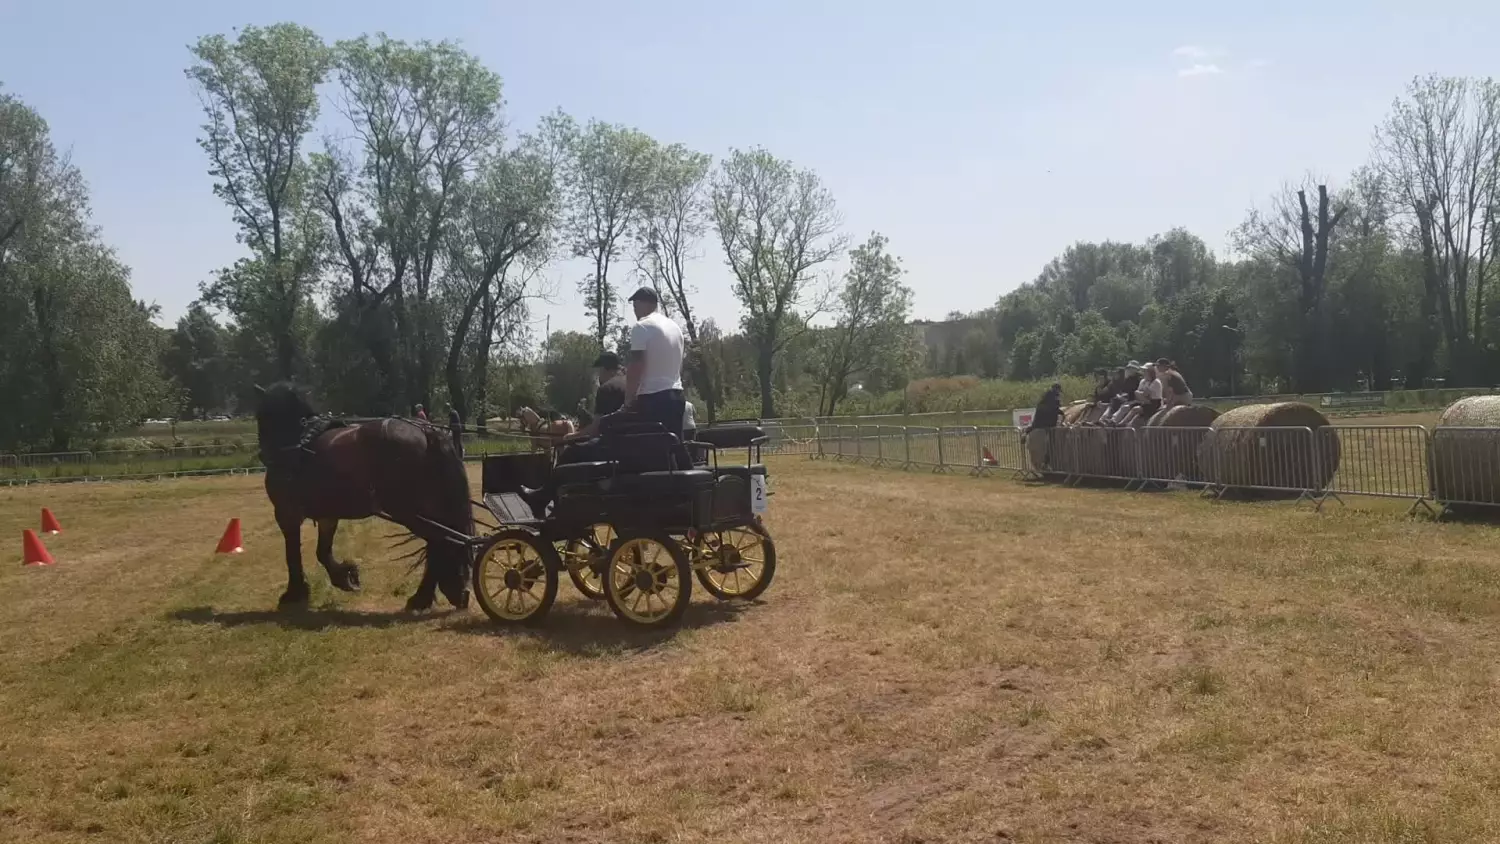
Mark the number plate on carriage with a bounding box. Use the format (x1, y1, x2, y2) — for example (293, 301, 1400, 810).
(751, 475, 769, 514)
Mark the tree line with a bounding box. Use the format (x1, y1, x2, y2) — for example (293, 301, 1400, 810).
(4, 33, 1496, 452)
(0, 23, 918, 451)
(936, 75, 1500, 399)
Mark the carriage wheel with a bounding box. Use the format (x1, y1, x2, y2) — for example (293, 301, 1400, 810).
(472, 529, 559, 626)
(695, 523, 777, 602)
(602, 532, 692, 628)
(561, 524, 614, 601)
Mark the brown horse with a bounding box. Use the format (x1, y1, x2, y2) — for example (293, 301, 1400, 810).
(516, 406, 577, 451)
(254, 382, 473, 611)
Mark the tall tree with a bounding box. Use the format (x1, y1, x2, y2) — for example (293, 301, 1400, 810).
(814, 232, 915, 416)
(1376, 74, 1500, 385)
(186, 23, 331, 380)
(1232, 179, 1348, 392)
(321, 34, 505, 410)
(712, 147, 846, 417)
(636, 143, 720, 419)
(0, 92, 168, 450)
(558, 117, 658, 349)
(442, 127, 562, 419)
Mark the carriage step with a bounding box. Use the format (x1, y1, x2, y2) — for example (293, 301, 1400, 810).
(483, 492, 541, 526)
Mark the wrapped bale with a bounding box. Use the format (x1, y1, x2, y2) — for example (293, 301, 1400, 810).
(1197, 402, 1341, 494)
(1431, 396, 1500, 507)
(1141, 405, 1221, 483)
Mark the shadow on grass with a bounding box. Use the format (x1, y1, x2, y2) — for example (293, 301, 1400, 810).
(445, 598, 752, 657)
(167, 605, 451, 631)
(167, 597, 752, 654)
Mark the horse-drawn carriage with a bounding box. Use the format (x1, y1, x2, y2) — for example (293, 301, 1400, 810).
(470, 420, 777, 629)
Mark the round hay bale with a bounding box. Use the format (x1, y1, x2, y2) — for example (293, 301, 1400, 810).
(1061, 401, 1093, 426)
(1141, 405, 1220, 483)
(1197, 402, 1340, 494)
(1431, 396, 1500, 506)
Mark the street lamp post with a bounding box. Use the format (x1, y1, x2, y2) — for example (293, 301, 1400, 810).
(1222, 325, 1243, 397)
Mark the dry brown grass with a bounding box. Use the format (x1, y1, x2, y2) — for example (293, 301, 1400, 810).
(5, 460, 1500, 842)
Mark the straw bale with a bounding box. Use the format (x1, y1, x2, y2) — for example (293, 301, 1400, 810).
(1431, 395, 1500, 506)
(1198, 402, 1340, 493)
(1141, 405, 1221, 482)
(1061, 401, 1094, 426)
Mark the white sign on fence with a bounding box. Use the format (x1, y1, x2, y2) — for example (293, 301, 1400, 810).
(1013, 408, 1035, 428)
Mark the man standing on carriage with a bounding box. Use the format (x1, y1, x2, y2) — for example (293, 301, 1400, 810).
(620, 286, 686, 439)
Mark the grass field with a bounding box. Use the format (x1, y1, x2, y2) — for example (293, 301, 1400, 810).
(5, 458, 1500, 842)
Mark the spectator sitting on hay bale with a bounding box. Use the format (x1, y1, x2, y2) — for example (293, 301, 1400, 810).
(1111, 362, 1162, 427)
(1097, 362, 1144, 426)
(1157, 358, 1192, 410)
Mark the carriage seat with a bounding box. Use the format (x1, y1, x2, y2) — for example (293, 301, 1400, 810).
(609, 468, 715, 497)
(552, 460, 616, 487)
(692, 424, 767, 449)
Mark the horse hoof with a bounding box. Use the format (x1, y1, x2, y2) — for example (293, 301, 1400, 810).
(449, 590, 471, 610)
(332, 563, 362, 593)
(278, 587, 310, 608)
(404, 595, 434, 613)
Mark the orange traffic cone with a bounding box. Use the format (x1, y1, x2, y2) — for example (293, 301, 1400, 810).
(40, 508, 62, 535)
(215, 518, 244, 555)
(982, 447, 998, 466)
(22, 529, 54, 567)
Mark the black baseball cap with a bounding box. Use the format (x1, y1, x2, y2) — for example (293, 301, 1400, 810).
(592, 351, 620, 369)
(627, 286, 659, 304)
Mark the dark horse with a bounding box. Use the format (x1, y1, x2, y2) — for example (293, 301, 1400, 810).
(254, 382, 473, 612)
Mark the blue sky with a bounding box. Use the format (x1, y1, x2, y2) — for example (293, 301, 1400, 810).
(2, 0, 1497, 340)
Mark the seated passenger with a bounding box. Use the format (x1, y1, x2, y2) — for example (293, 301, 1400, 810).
(1158, 358, 1192, 409)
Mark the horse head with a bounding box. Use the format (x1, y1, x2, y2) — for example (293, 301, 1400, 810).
(255, 381, 317, 452)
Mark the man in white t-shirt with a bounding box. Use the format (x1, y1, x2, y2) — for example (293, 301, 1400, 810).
(622, 286, 687, 439)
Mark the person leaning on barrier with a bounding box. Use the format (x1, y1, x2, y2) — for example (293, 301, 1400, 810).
(1023, 382, 1064, 470)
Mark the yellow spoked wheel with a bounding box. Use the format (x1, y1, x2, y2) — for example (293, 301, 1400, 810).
(602, 533, 692, 628)
(472, 529, 559, 626)
(695, 523, 777, 601)
(561, 524, 615, 601)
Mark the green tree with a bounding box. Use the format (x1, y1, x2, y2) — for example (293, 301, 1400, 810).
(543, 331, 600, 417)
(162, 302, 234, 417)
(186, 23, 331, 381)
(636, 142, 720, 419)
(557, 116, 658, 349)
(320, 33, 505, 410)
(813, 232, 915, 416)
(712, 147, 846, 417)
(0, 91, 169, 450)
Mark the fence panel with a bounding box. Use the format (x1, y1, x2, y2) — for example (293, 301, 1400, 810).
(1135, 426, 1214, 489)
(939, 426, 981, 474)
(1428, 427, 1500, 512)
(875, 426, 906, 467)
(1200, 426, 1324, 500)
(1322, 425, 1431, 504)
(768, 419, 821, 457)
(1054, 426, 1141, 484)
(975, 426, 1027, 475)
(905, 426, 943, 468)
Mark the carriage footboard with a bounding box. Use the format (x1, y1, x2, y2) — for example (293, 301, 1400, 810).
(483, 492, 542, 526)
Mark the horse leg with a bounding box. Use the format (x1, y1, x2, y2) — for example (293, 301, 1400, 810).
(276, 508, 311, 607)
(404, 559, 440, 613)
(315, 518, 361, 593)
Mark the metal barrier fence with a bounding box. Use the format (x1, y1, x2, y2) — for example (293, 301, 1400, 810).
(7, 421, 1500, 519)
(797, 421, 1500, 517)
